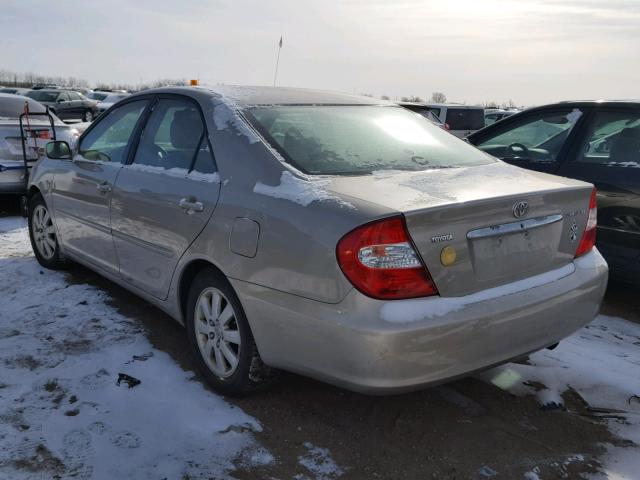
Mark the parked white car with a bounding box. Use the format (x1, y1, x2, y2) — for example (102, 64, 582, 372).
(418, 103, 485, 138)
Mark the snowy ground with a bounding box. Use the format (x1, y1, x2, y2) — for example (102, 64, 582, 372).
(1, 213, 639, 479)
(0, 217, 340, 479)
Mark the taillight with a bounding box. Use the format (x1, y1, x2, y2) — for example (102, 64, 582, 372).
(575, 188, 597, 257)
(336, 216, 438, 300)
(28, 129, 50, 139)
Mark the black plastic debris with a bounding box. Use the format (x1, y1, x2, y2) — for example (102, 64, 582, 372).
(116, 373, 141, 389)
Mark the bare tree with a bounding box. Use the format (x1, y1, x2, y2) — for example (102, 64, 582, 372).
(431, 92, 447, 103)
(380, 95, 390, 100)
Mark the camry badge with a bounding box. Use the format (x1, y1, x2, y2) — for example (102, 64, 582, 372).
(512, 201, 529, 218)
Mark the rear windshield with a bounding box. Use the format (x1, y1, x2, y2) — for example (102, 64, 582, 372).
(445, 108, 485, 130)
(26, 91, 59, 102)
(244, 105, 494, 175)
(0, 96, 46, 119)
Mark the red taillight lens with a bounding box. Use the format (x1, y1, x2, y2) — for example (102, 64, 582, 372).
(28, 129, 50, 139)
(575, 188, 597, 257)
(336, 216, 438, 300)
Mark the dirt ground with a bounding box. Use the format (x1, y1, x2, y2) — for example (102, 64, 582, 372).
(1, 196, 637, 479)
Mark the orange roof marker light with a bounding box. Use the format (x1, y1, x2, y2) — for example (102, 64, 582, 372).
(190, 79, 199, 86)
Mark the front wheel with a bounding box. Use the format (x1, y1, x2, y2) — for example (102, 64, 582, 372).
(28, 193, 66, 269)
(186, 268, 275, 395)
(82, 109, 94, 122)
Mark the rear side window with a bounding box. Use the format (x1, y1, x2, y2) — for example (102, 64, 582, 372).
(132, 98, 210, 172)
(79, 100, 148, 163)
(445, 108, 485, 130)
(575, 111, 640, 167)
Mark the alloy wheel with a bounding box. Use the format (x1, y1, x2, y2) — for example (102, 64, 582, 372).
(32, 204, 56, 260)
(194, 287, 241, 378)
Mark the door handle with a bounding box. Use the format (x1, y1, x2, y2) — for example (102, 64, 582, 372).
(96, 182, 112, 193)
(179, 197, 204, 213)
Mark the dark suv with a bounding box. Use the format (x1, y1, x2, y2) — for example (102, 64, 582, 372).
(25, 89, 98, 122)
(468, 101, 640, 283)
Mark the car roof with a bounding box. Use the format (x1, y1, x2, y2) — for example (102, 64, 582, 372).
(133, 85, 393, 106)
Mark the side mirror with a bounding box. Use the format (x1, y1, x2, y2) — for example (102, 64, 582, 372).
(57, 99, 65, 103)
(46, 141, 72, 160)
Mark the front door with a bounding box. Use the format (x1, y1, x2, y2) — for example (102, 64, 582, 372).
(51, 99, 150, 274)
(110, 95, 221, 299)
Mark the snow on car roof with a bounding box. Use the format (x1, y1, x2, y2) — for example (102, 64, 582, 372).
(139, 85, 393, 106)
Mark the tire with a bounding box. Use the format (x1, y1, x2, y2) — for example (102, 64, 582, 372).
(28, 193, 66, 270)
(82, 109, 94, 122)
(186, 268, 275, 396)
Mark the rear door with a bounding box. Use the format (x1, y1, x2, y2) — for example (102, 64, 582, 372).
(110, 95, 220, 299)
(470, 107, 586, 175)
(51, 98, 150, 274)
(558, 107, 640, 277)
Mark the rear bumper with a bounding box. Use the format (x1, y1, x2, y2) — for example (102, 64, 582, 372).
(233, 249, 608, 394)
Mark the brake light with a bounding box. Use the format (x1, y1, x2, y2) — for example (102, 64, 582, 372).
(336, 216, 438, 300)
(28, 130, 50, 139)
(575, 188, 597, 257)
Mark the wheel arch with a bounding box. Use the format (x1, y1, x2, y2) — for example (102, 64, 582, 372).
(178, 258, 230, 323)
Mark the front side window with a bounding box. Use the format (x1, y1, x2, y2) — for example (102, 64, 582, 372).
(132, 98, 210, 172)
(574, 111, 640, 167)
(476, 109, 583, 162)
(245, 105, 494, 175)
(78, 100, 148, 163)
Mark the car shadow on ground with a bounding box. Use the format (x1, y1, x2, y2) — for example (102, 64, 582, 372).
(62, 260, 631, 480)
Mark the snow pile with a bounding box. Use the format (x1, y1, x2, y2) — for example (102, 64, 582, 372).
(0, 218, 267, 479)
(480, 315, 640, 479)
(254, 170, 354, 208)
(297, 442, 345, 480)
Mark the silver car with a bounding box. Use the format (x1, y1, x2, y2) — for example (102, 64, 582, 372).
(27, 86, 608, 395)
(0, 93, 81, 194)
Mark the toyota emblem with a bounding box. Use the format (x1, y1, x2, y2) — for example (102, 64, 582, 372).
(512, 201, 529, 218)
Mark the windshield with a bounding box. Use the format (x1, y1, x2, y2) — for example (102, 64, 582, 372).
(26, 91, 58, 102)
(245, 105, 494, 175)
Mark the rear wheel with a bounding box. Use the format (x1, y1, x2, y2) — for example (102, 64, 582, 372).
(186, 268, 274, 395)
(28, 193, 66, 269)
(82, 109, 94, 122)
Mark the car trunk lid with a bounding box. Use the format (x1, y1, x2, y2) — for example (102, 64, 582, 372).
(327, 162, 594, 297)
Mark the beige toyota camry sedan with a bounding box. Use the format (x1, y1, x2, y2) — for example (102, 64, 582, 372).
(26, 86, 607, 395)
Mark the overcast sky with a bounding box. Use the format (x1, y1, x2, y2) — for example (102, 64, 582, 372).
(2, 0, 639, 105)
